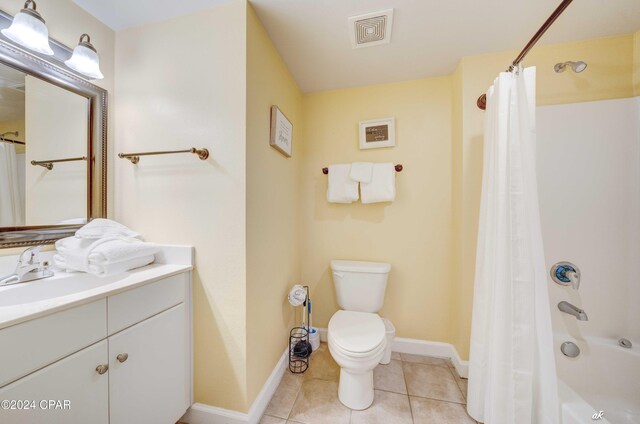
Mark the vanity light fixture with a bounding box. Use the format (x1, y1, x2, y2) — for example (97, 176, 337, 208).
(1, 0, 53, 55)
(65, 34, 103, 80)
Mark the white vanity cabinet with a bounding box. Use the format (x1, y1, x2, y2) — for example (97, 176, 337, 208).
(0, 269, 192, 424)
(0, 340, 110, 424)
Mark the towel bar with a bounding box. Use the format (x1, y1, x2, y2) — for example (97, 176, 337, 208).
(31, 156, 87, 170)
(322, 164, 403, 175)
(118, 147, 209, 164)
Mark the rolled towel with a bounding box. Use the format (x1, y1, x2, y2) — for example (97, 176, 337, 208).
(54, 254, 155, 276)
(75, 218, 141, 240)
(349, 162, 373, 183)
(87, 237, 160, 264)
(360, 163, 396, 204)
(55, 236, 160, 272)
(326, 164, 359, 203)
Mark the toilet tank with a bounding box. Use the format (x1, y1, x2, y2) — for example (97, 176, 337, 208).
(331, 260, 391, 313)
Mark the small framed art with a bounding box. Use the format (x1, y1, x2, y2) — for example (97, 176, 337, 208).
(270, 105, 293, 157)
(359, 117, 395, 150)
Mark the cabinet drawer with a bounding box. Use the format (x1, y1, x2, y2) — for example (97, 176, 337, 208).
(0, 340, 109, 424)
(108, 273, 186, 335)
(0, 299, 107, 387)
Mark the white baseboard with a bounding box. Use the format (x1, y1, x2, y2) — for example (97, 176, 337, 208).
(181, 348, 288, 424)
(316, 327, 469, 378)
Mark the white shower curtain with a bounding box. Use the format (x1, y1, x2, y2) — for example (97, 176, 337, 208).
(0, 142, 24, 226)
(467, 67, 559, 424)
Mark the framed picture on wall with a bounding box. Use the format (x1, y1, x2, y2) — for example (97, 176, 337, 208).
(270, 105, 293, 157)
(359, 117, 395, 150)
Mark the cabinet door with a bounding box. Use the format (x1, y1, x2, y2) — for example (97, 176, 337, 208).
(0, 340, 109, 424)
(109, 303, 188, 424)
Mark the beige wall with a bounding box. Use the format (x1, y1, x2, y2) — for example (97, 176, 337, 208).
(246, 4, 303, 407)
(114, 0, 249, 412)
(634, 30, 640, 95)
(25, 76, 88, 225)
(451, 33, 637, 358)
(0, 119, 25, 154)
(300, 77, 455, 343)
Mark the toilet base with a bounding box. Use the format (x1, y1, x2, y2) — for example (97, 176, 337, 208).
(337, 368, 374, 410)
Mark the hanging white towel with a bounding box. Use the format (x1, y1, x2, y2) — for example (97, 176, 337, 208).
(327, 164, 359, 203)
(349, 162, 374, 183)
(360, 163, 396, 204)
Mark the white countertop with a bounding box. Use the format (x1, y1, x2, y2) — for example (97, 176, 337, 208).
(0, 245, 193, 330)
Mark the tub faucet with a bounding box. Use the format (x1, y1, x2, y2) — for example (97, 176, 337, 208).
(558, 301, 588, 321)
(0, 246, 53, 287)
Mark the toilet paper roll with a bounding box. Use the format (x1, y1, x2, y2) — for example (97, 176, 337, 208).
(288, 284, 307, 307)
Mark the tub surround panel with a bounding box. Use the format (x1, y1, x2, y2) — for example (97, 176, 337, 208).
(538, 98, 640, 343)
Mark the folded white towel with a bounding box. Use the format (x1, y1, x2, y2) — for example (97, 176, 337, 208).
(54, 254, 155, 276)
(55, 236, 160, 273)
(349, 162, 374, 183)
(75, 218, 141, 240)
(88, 255, 155, 276)
(327, 164, 359, 203)
(360, 163, 396, 204)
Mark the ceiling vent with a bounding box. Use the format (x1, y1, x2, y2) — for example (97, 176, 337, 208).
(349, 9, 394, 49)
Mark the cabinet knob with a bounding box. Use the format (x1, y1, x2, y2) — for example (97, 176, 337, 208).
(95, 364, 109, 375)
(116, 353, 129, 363)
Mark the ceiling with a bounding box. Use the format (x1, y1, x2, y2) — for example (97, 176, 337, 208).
(72, 0, 233, 31)
(74, 0, 640, 92)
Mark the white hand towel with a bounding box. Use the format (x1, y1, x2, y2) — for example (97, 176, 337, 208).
(360, 163, 396, 204)
(349, 162, 374, 183)
(75, 218, 141, 240)
(327, 164, 359, 203)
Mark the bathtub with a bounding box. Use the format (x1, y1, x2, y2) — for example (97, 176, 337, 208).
(554, 335, 640, 424)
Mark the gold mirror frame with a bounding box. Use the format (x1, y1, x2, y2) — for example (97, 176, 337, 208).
(0, 11, 107, 248)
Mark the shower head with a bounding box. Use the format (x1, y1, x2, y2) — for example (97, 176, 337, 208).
(554, 61, 587, 73)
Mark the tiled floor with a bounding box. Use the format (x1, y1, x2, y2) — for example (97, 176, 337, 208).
(260, 343, 477, 424)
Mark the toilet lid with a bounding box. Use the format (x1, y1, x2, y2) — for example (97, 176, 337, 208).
(328, 310, 385, 354)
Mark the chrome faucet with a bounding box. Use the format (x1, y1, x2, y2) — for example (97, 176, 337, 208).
(0, 246, 54, 287)
(558, 301, 588, 321)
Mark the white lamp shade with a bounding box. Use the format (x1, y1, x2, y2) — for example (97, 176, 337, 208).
(1, 10, 53, 55)
(65, 43, 104, 80)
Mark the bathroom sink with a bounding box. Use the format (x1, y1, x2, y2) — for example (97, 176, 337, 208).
(0, 273, 120, 307)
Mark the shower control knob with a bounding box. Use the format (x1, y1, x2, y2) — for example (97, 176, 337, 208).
(116, 353, 128, 363)
(550, 262, 581, 289)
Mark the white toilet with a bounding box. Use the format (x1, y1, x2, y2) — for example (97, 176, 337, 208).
(327, 260, 390, 410)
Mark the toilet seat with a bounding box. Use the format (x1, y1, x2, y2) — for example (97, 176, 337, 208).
(328, 310, 385, 356)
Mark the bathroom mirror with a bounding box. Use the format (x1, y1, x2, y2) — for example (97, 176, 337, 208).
(0, 11, 107, 248)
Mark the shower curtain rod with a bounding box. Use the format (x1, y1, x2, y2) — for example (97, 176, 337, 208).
(0, 138, 25, 145)
(476, 0, 574, 110)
